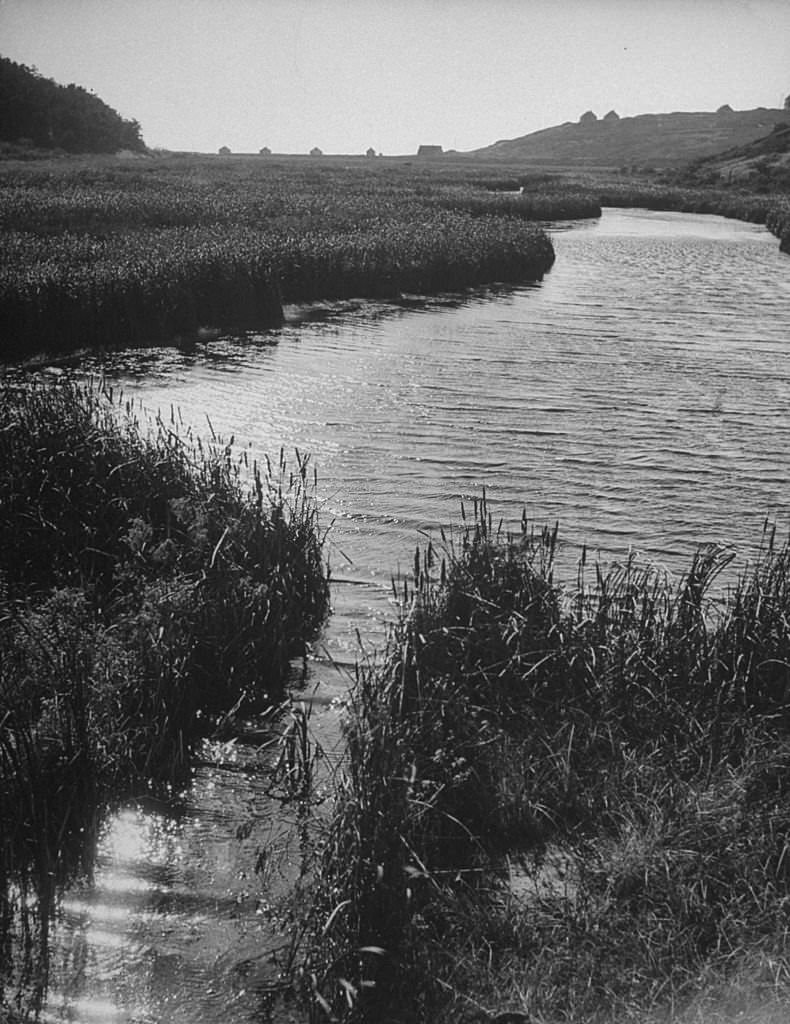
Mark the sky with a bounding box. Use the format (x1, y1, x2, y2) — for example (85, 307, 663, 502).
(1, 0, 789, 156)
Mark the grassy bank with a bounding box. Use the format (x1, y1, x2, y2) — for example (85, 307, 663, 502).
(306, 500, 790, 1023)
(0, 157, 559, 360)
(0, 377, 329, 1010)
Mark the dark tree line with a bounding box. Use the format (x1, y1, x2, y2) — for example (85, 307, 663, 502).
(0, 56, 145, 153)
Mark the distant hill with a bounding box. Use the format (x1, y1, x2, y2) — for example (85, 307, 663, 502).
(0, 56, 145, 154)
(470, 106, 789, 169)
(686, 120, 790, 187)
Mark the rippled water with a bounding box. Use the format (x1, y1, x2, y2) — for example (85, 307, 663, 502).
(34, 208, 790, 1021)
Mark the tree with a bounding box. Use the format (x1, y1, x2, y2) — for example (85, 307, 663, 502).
(0, 56, 145, 152)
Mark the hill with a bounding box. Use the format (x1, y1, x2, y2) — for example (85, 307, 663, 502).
(686, 120, 790, 188)
(0, 56, 145, 154)
(470, 106, 789, 169)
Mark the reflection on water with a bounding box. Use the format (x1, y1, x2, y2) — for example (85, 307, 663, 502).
(39, 740, 315, 1024)
(24, 208, 790, 1022)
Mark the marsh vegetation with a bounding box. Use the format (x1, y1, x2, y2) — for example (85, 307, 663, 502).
(307, 500, 790, 1023)
(0, 378, 329, 1013)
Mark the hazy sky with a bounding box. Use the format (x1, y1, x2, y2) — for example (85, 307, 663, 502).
(1, 0, 789, 155)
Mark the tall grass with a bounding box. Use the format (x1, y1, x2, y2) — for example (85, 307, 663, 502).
(0, 157, 559, 360)
(306, 500, 790, 1023)
(0, 377, 329, 1011)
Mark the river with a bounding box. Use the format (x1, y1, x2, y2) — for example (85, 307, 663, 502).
(30, 207, 790, 1022)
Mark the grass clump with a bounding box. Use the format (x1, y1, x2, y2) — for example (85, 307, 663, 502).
(0, 377, 329, 1010)
(305, 500, 790, 1023)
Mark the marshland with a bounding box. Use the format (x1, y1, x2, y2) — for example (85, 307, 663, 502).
(3, 155, 790, 1024)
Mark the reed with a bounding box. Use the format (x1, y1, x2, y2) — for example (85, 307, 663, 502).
(306, 500, 790, 1023)
(0, 157, 560, 360)
(0, 377, 330, 1009)
(428, 184, 602, 221)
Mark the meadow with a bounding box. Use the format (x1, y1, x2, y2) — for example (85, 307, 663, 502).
(306, 501, 790, 1023)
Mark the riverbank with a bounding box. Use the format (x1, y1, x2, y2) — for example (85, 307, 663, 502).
(0, 156, 559, 361)
(304, 499, 790, 1023)
(0, 378, 329, 1015)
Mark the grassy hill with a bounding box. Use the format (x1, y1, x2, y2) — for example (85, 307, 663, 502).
(471, 106, 789, 169)
(686, 120, 790, 188)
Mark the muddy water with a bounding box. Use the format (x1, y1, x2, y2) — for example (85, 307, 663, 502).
(35, 208, 790, 1021)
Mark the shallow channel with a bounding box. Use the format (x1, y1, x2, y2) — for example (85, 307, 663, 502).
(34, 208, 790, 1022)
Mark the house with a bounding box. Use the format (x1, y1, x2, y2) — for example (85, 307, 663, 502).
(218, 145, 231, 155)
(417, 144, 443, 158)
(310, 146, 323, 156)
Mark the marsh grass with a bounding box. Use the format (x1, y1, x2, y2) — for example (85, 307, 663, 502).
(0, 377, 330, 1011)
(4, 158, 788, 361)
(0, 158, 560, 360)
(306, 498, 790, 1023)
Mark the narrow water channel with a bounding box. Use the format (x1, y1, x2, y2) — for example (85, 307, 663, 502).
(34, 208, 790, 1021)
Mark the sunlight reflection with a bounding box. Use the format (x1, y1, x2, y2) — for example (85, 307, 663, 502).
(61, 895, 147, 920)
(99, 806, 184, 867)
(39, 995, 130, 1022)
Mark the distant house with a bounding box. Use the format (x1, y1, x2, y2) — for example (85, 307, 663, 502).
(417, 144, 443, 157)
(579, 111, 598, 125)
(310, 146, 323, 156)
(366, 147, 377, 158)
(259, 146, 271, 155)
(603, 109, 620, 123)
(218, 145, 231, 155)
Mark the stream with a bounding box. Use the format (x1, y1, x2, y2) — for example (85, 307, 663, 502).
(28, 207, 790, 1022)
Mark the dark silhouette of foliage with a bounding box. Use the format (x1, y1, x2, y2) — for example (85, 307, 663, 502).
(0, 56, 145, 153)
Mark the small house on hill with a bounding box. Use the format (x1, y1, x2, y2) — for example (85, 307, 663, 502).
(259, 146, 271, 155)
(310, 146, 323, 156)
(417, 144, 443, 157)
(218, 145, 231, 155)
(366, 147, 377, 158)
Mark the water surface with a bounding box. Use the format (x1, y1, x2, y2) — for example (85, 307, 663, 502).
(37, 207, 790, 1021)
